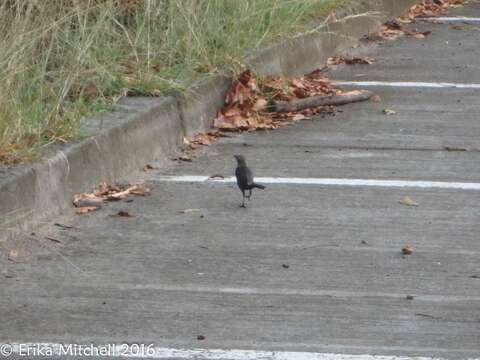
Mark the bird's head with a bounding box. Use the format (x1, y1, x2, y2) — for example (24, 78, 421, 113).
(234, 155, 246, 166)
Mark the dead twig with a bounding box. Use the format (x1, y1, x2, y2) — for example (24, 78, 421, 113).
(272, 90, 373, 113)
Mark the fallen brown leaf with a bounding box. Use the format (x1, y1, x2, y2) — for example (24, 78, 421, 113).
(449, 24, 464, 30)
(143, 164, 155, 171)
(328, 56, 376, 66)
(413, 33, 426, 39)
(225, 69, 256, 106)
(176, 155, 193, 162)
(399, 196, 419, 207)
(107, 185, 141, 200)
(72, 193, 103, 208)
(75, 206, 99, 214)
(73, 182, 149, 214)
(252, 98, 268, 111)
(8, 250, 18, 262)
(292, 114, 307, 121)
(327, 56, 344, 66)
(208, 174, 225, 180)
(383, 108, 397, 115)
(111, 211, 135, 218)
(412, 31, 431, 39)
(192, 133, 214, 146)
(402, 245, 414, 255)
(184, 132, 221, 149)
(375, 21, 409, 40)
(126, 184, 150, 197)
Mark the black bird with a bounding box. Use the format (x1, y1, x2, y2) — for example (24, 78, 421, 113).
(234, 155, 265, 207)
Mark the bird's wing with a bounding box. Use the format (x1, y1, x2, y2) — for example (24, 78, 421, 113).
(245, 167, 254, 185)
(235, 167, 245, 184)
(235, 166, 254, 186)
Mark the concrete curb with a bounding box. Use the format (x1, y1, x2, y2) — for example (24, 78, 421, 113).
(246, 31, 358, 77)
(0, 0, 417, 240)
(176, 75, 232, 138)
(0, 97, 182, 234)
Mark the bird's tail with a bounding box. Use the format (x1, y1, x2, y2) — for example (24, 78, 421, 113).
(253, 183, 266, 190)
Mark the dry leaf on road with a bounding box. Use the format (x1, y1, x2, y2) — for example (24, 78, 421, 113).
(327, 56, 376, 66)
(175, 154, 193, 162)
(72, 193, 103, 208)
(383, 108, 397, 115)
(142, 164, 156, 171)
(402, 245, 414, 255)
(292, 114, 307, 121)
(183, 132, 221, 149)
(399, 196, 419, 207)
(252, 98, 268, 111)
(111, 211, 135, 218)
(75, 206, 100, 214)
(73, 182, 150, 214)
(8, 250, 18, 262)
(209, 174, 225, 180)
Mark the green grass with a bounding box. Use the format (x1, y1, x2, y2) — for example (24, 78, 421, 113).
(0, 0, 353, 164)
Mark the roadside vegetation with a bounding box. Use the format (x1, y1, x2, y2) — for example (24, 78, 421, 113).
(0, 0, 352, 164)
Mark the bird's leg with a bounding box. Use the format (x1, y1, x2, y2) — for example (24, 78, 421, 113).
(246, 189, 252, 200)
(240, 190, 246, 208)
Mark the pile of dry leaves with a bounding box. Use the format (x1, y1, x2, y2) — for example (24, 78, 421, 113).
(73, 182, 150, 214)
(374, 0, 465, 40)
(402, 0, 465, 21)
(212, 69, 340, 132)
(374, 20, 432, 40)
(179, 67, 373, 154)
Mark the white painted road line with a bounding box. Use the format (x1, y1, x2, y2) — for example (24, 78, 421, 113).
(123, 283, 480, 302)
(152, 176, 480, 191)
(6, 343, 473, 360)
(421, 16, 480, 22)
(333, 81, 480, 89)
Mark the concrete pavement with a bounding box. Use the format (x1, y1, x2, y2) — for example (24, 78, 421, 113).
(1, 2, 480, 359)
